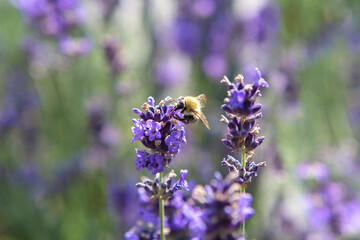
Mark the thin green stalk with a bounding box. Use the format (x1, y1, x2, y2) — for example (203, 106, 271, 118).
(241, 149, 246, 238)
(240, 115, 246, 238)
(159, 171, 165, 240)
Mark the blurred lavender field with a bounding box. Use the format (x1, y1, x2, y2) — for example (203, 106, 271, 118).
(1, 0, 360, 239)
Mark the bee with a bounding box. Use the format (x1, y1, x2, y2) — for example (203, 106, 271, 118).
(173, 94, 210, 130)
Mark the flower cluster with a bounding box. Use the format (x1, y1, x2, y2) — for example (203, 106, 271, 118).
(222, 155, 266, 186)
(131, 97, 186, 175)
(125, 170, 191, 240)
(191, 172, 255, 239)
(220, 114, 265, 153)
(136, 170, 189, 200)
(221, 68, 268, 186)
(221, 68, 269, 117)
(14, 0, 91, 56)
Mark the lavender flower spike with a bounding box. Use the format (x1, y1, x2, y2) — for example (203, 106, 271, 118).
(221, 68, 268, 187)
(221, 68, 269, 118)
(131, 96, 186, 175)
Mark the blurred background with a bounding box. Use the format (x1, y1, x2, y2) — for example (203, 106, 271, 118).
(0, 0, 360, 239)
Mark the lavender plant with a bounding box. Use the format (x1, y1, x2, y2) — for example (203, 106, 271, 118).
(130, 96, 188, 240)
(220, 68, 269, 237)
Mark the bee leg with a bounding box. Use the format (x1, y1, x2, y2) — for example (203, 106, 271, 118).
(174, 114, 189, 124)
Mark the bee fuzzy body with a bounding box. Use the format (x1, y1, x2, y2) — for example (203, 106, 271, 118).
(173, 94, 210, 130)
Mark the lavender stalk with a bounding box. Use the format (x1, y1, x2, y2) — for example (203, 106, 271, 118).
(128, 96, 188, 239)
(220, 68, 269, 238)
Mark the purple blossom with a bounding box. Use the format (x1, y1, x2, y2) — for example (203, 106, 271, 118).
(135, 149, 148, 171)
(190, 172, 255, 239)
(131, 119, 144, 144)
(221, 114, 265, 153)
(172, 169, 189, 191)
(182, 203, 206, 238)
(221, 68, 269, 117)
(136, 170, 190, 200)
(131, 97, 186, 174)
(237, 193, 255, 221)
(144, 120, 162, 142)
(220, 69, 268, 185)
(147, 154, 164, 175)
(165, 130, 186, 154)
(221, 155, 266, 185)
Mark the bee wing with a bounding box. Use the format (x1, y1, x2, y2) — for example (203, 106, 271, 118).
(196, 94, 207, 108)
(192, 110, 210, 130)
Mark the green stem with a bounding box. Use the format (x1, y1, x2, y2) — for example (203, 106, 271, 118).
(241, 149, 246, 238)
(240, 115, 246, 238)
(159, 172, 165, 240)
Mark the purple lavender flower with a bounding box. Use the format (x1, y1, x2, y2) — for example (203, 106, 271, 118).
(135, 149, 148, 171)
(175, 169, 189, 191)
(131, 97, 186, 175)
(220, 69, 268, 187)
(131, 119, 144, 144)
(144, 120, 162, 142)
(221, 155, 266, 186)
(191, 172, 254, 239)
(165, 129, 186, 154)
(221, 68, 269, 117)
(221, 114, 265, 153)
(147, 154, 165, 175)
(136, 170, 189, 200)
(237, 193, 255, 221)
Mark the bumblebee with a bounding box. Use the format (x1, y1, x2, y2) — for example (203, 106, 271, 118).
(173, 94, 210, 130)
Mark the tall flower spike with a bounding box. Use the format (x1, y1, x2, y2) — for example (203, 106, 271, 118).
(131, 97, 186, 175)
(221, 68, 268, 186)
